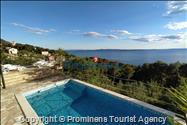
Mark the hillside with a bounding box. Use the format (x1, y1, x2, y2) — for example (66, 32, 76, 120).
(1, 39, 55, 54)
(0, 39, 71, 66)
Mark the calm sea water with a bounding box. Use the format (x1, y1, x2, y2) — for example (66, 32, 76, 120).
(66, 49, 187, 65)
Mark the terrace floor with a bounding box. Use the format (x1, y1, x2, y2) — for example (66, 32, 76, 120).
(1, 76, 64, 125)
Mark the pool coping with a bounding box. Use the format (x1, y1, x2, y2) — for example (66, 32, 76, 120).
(15, 94, 44, 125)
(15, 79, 69, 125)
(15, 78, 185, 125)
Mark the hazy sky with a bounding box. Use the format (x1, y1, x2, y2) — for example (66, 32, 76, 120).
(1, 1, 187, 50)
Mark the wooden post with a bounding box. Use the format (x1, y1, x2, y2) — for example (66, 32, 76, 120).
(0, 64, 6, 89)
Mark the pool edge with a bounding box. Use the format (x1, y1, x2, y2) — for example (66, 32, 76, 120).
(15, 93, 44, 125)
(14, 79, 69, 125)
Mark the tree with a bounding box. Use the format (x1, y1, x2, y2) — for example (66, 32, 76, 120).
(115, 64, 135, 79)
(56, 48, 65, 56)
(179, 64, 187, 77)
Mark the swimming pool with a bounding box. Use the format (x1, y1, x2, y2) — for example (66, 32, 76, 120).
(17, 79, 177, 125)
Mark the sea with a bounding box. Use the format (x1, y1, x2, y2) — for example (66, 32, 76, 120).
(66, 49, 187, 65)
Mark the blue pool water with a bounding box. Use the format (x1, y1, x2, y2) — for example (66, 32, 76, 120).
(26, 80, 172, 125)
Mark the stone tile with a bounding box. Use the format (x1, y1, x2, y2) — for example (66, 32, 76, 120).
(1, 76, 64, 125)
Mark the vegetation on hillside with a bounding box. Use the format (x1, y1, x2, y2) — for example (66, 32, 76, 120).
(1, 39, 71, 65)
(64, 58, 187, 114)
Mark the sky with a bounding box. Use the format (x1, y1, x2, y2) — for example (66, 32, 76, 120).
(1, 1, 187, 50)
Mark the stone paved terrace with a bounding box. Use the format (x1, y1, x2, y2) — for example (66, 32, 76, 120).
(1, 76, 64, 125)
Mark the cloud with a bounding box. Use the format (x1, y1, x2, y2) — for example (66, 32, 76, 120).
(83, 32, 103, 38)
(129, 33, 186, 43)
(82, 30, 186, 43)
(129, 35, 162, 42)
(11, 22, 55, 35)
(83, 31, 118, 39)
(105, 34, 119, 39)
(111, 30, 131, 35)
(165, 21, 187, 30)
(164, 1, 187, 16)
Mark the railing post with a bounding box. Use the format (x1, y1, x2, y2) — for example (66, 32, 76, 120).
(0, 64, 6, 89)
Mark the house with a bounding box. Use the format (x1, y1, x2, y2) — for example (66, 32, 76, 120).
(8, 48, 18, 55)
(91, 56, 98, 63)
(48, 55, 55, 62)
(93, 57, 99, 63)
(41, 51, 49, 56)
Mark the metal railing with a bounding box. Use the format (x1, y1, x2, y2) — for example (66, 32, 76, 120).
(64, 71, 182, 116)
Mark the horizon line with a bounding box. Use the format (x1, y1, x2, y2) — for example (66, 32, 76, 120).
(65, 48, 187, 51)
